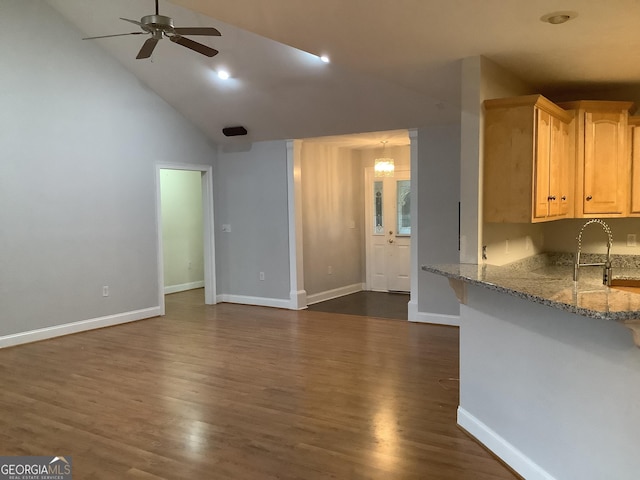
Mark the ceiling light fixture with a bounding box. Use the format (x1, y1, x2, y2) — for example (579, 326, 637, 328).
(217, 70, 230, 80)
(374, 141, 394, 177)
(319, 55, 330, 63)
(541, 11, 577, 25)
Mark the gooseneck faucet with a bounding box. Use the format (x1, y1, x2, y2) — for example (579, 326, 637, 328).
(573, 219, 613, 285)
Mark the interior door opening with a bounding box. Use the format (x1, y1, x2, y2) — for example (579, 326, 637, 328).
(156, 165, 216, 314)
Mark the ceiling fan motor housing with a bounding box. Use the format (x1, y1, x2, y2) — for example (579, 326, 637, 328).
(141, 14, 174, 30)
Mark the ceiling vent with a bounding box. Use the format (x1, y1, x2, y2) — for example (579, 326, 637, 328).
(222, 126, 248, 137)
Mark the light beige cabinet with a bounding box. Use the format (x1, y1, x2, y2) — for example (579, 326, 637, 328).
(484, 95, 573, 223)
(558, 100, 634, 217)
(629, 116, 640, 216)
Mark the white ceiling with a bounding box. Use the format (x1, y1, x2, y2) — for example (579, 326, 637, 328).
(48, 0, 640, 147)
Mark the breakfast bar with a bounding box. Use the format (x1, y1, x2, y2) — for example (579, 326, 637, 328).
(423, 259, 640, 480)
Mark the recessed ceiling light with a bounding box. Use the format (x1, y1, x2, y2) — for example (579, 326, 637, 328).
(541, 11, 577, 25)
(217, 70, 230, 80)
(319, 55, 330, 63)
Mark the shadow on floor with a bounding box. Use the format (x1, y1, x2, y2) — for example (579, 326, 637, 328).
(306, 291, 409, 320)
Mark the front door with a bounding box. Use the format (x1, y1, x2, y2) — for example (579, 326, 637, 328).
(366, 169, 411, 292)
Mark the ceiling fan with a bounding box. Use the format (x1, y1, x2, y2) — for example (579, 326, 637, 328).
(82, 0, 221, 59)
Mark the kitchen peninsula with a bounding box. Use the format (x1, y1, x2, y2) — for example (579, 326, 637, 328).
(422, 259, 640, 480)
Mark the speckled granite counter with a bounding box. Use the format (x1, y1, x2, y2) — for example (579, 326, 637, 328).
(422, 258, 640, 346)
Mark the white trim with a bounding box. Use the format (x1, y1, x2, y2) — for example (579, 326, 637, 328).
(290, 290, 308, 310)
(306, 283, 365, 305)
(164, 281, 205, 295)
(155, 163, 217, 316)
(216, 294, 292, 310)
(408, 129, 419, 314)
(409, 309, 460, 326)
(457, 407, 556, 480)
(0, 307, 161, 349)
(286, 140, 307, 309)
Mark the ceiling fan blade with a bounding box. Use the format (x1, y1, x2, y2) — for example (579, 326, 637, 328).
(82, 32, 144, 40)
(173, 27, 221, 36)
(170, 35, 218, 57)
(120, 17, 144, 27)
(136, 38, 159, 59)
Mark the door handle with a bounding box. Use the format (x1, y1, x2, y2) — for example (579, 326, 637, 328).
(388, 238, 394, 244)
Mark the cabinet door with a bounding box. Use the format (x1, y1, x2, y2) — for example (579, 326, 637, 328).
(583, 111, 628, 214)
(632, 126, 640, 214)
(534, 110, 570, 220)
(533, 109, 551, 219)
(549, 115, 570, 217)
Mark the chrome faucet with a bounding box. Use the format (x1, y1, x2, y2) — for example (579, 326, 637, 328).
(573, 219, 613, 285)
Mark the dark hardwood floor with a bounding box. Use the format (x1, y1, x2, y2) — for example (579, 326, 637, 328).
(0, 289, 517, 479)
(307, 291, 409, 320)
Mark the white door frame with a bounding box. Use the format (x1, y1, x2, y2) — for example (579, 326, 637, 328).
(155, 163, 217, 315)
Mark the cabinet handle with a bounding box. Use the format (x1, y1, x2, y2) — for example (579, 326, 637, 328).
(561, 196, 567, 201)
(548, 195, 556, 201)
(388, 238, 394, 244)
(586, 195, 593, 201)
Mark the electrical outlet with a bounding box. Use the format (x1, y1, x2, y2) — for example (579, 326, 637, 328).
(259, 272, 265, 281)
(628, 234, 637, 247)
(102, 286, 109, 297)
(525, 237, 534, 251)
(222, 224, 231, 233)
(327, 265, 333, 275)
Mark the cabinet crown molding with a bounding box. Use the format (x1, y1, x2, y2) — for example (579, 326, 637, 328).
(557, 100, 636, 115)
(484, 94, 573, 123)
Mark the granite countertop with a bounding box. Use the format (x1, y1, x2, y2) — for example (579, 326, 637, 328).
(421, 261, 640, 322)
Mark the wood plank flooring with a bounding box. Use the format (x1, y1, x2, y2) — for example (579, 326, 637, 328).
(0, 289, 517, 479)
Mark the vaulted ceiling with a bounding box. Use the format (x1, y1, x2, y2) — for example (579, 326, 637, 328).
(48, 0, 640, 146)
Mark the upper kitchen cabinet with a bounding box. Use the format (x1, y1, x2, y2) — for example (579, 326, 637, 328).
(558, 100, 635, 217)
(629, 116, 640, 216)
(484, 95, 573, 223)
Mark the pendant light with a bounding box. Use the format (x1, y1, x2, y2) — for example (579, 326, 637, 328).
(374, 140, 394, 177)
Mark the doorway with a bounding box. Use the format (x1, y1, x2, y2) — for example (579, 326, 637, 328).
(295, 131, 413, 319)
(365, 167, 411, 293)
(155, 164, 216, 315)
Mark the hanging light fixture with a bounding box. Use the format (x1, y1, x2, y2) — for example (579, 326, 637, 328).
(374, 140, 394, 177)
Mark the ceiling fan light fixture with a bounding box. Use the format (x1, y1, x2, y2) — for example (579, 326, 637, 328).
(541, 11, 577, 25)
(217, 70, 230, 80)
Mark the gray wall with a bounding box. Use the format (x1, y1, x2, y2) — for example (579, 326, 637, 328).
(300, 143, 364, 297)
(0, 0, 217, 337)
(460, 285, 640, 480)
(417, 125, 461, 317)
(214, 141, 291, 300)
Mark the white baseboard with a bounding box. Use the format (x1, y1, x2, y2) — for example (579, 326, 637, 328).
(164, 280, 205, 295)
(289, 289, 308, 310)
(216, 294, 292, 310)
(306, 283, 364, 305)
(0, 306, 162, 349)
(409, 310, 460, 326)
(457, 407, 556, 480)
